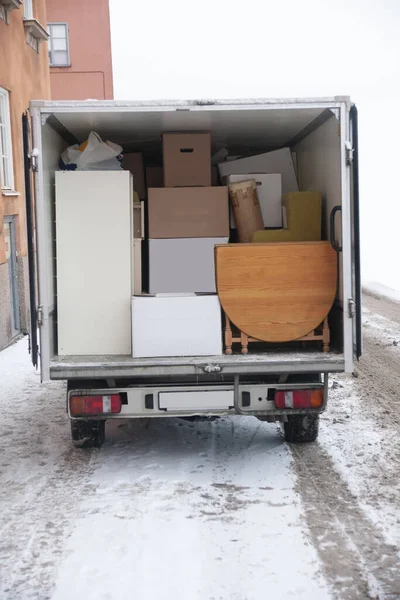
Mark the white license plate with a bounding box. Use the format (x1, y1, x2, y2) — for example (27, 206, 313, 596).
(159, 390, 234, 411)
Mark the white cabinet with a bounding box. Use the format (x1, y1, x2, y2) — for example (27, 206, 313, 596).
(55, 171, 133, 355)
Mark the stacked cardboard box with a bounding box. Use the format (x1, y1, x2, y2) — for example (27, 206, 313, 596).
(148, 187, 229, 293)
(163, 133, 212, 187)
(148, 133, 229, 294)
(132, 132, 227, 358)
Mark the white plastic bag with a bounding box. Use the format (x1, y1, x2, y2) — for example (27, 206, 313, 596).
(61, 132, 123, 171)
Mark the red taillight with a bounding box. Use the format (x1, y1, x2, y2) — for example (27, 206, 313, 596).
(274, 389, 323, 409)
(70, 394, 122, 416)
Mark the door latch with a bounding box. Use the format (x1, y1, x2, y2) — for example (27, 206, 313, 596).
(29, 148, 39, 172)
(345, 141, 354, 166)
(348, 299, 356, 318)
(37, 305, 43, 327)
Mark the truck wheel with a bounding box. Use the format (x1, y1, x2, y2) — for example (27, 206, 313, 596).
(283, 414, 319, 443)
(71, 420, 106, 448)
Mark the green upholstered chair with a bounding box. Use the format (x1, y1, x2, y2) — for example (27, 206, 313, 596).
(251, 191, 322, 243)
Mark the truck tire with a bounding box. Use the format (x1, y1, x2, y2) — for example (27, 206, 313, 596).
(283, 414, 319, 443)
(71, 420, 106, 448)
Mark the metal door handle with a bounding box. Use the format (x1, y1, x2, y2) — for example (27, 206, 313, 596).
(330, 206, 342, 252)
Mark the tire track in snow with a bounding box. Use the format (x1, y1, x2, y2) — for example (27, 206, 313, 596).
(315, 293, 400, 547)
(290, 293, 400, 599)
(291, 442, 400, 600)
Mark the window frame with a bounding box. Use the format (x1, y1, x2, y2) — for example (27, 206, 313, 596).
(0, 87, 15, 192)
(48, 22, 70, 68)
(23, 0, 33, 19)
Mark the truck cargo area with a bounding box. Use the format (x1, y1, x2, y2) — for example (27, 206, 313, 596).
(30, 98, 357, 381)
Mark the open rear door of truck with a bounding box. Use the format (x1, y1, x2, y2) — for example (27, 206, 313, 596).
(340, 101, 362, 373)
(349, 104, 362, 360)
(22, 112, 39, 370)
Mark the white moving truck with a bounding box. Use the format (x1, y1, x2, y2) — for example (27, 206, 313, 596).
(23, 97, 361, 447)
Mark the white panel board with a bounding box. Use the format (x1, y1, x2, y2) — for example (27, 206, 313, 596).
(56, 171, 132, 355)
(149, 237, 229, 294)
(218, 148, 298, 195)
(132, 295, 223, 358)
(159, 390, 233, 411)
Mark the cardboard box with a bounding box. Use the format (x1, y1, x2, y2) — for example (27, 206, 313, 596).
(227, 174, 282, 228)
(149, 237, 229, 293)
(148, 187, 229, 239)
(163, 133, 211, 187)
(218, 148, 298, 196)
(146, 166, 163, 188)
(123, 153, 146, 199)
(132, 295, 223, 357)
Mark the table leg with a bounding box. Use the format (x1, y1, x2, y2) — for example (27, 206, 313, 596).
(241, 331, 248, 355)
(225, 313, 233, 355)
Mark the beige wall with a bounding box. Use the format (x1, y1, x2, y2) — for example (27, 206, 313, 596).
(46, 0, 114, 100)
(0, 0, 50, 348)
(0, 0, 51, 264)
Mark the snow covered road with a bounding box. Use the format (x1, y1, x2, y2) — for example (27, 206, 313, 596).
(1, 293, 400, 600)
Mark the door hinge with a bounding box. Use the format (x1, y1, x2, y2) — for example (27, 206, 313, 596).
(345, 141, 354, 165)
(37, 305, 43, 327)
(348, 298, 356, 318)
(29, 148, 40, 172)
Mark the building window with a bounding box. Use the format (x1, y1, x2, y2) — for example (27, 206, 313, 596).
(48, 23, 70, 67)
(23, 2, 49, 52)
(0, 87, 14, 191)
(23, 0, 33, 19)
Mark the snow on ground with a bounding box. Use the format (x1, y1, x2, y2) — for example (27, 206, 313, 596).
(51, 418, 330, 600)
(362, 307, 400, 346)
(318, 299, 400, 549)
(0, 338, 330, 600)
(364, 282, 400, 304)
(1, 290, 400, 600)
(319, 374, 400, 547)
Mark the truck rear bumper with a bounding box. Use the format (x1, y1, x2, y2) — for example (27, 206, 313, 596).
(52, 351, 344, 380)
(68, 376, 329, 420)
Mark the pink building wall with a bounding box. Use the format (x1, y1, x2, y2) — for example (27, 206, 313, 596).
(46, 0, 114, 100)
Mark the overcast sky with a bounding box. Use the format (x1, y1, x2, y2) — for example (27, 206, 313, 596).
(110, 0, 400, 289)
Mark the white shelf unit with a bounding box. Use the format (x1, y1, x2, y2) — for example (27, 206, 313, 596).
(55, 170, 134, 355)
